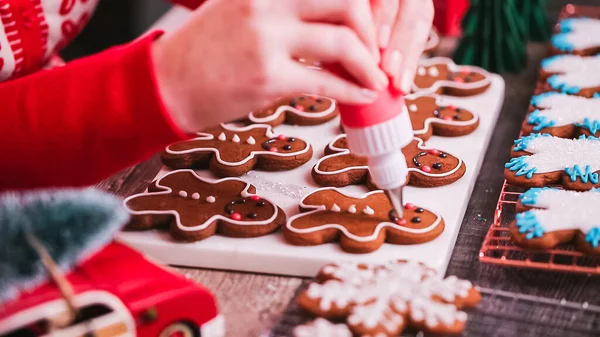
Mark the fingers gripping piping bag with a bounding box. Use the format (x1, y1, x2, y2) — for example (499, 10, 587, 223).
(326, 64, 414, 217)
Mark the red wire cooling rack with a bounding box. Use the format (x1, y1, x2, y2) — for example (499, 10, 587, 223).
(479, 181, 600, 275)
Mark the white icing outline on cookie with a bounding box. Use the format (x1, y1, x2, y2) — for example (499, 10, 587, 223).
(285, 187, 442, 241)
(123, 169, 280, 232)
(248, 95, 338, 124)
(405, 91, 480, 136)
(165, 123, 311, 167)
(313, 134, 463, 178)
(411, 57, 491, 93)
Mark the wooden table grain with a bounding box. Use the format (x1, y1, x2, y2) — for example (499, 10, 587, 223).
(98, 1, 600, 336)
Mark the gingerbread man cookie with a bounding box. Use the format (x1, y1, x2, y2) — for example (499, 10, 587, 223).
(123, 170, 285, 241)
(539, 55, 600, 97)
(297, 260, 480, 336)
(551, 18, 600, 56)
(283, 188, 445, 253)
(249, 95, 339, 126)
(162, 124, 313, 177)
(522, 92, 600, 137)
(412, 57, 491, 96)
(505, 134, 600, 191)
(406, 92, 479, 140)
(511, 187, 600, 255)
(312, 134, 466, 188)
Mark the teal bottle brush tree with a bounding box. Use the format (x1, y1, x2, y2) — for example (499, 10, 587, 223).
(453, 0, 528, 73)
(517, 0, 552, 42)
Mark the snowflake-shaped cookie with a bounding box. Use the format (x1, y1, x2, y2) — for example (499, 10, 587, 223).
(123, 170, 285, 241)
(523, 92, 600, 137)
(161, 124, 313, 177)
(312, 134, 465, 188)
(512, 187, 600, 255)
(552, 18, 600, 55)
(297, 260, 480, 336)
(283, 188, 445, 253)
(540, 55, 600, 97)
(406, 92, 479, 140)
(505, 134, 600, 190)
(248, 95, 339, 126)
(412, 57, 491, 96)
(293, 318, 352, 337)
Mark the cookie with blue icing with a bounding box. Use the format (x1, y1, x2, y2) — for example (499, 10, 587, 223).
(522, 92, 600, 137)
(505, 134, 600, 191)
(551, 17, 600, 56)
(510, 187, 600, 255)
(539, 55, 600, 97)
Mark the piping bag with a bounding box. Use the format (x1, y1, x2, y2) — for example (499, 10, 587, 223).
(326, 64, 414, 218)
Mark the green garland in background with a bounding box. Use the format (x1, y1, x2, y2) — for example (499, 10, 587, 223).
(517, 0, 552, 42)
(453, 0, 529, 73)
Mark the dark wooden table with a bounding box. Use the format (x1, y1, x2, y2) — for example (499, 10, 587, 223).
(99, 1, 600, 336)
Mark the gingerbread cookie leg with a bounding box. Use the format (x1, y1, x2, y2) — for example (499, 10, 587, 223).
(124, 170, 285, 241)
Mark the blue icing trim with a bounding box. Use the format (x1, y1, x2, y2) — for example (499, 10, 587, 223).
(513, 133, 551, 152)
(505, 157, 538, 178)
(530, 92, 560, 106)
(519, 187, 555, 206)
(552, 33, 574, 52)
(564, 165, 599, 184)
(516, 212, 545, 240)
(541, 55, 564, 69)
(577, 134, 600, 140)
(594, 93, 600, 99)
(575, 118, 600, 135)
(586, 228, 600, 248)
(547, 74, 581, 94)
(527, 110, 556, 131)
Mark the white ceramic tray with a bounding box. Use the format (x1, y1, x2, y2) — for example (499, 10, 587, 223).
(117, 75, 505, 277)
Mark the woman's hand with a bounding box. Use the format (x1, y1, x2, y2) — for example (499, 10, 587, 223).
(372, 0, 435, 92)
(152, 0, 387, 133)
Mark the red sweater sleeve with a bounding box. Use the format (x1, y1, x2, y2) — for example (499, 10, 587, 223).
(0, 31, 189, 191)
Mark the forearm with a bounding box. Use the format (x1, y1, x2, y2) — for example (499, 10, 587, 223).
(0, 32, 188, 191)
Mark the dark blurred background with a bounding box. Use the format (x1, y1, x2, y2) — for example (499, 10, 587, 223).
(61, 0, 172, 60)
